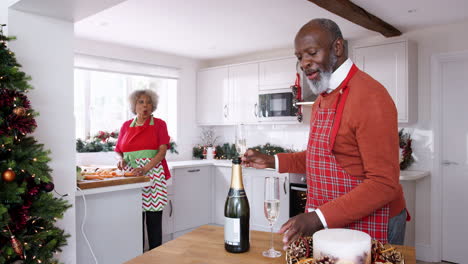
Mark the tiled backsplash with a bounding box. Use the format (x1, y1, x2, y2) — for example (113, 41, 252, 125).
(213, 124, 310, 152)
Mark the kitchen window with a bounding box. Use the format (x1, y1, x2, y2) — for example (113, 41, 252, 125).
(74, 54, 179, 141)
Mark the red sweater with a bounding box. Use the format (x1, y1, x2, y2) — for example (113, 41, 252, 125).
(278, 69, 406, 228)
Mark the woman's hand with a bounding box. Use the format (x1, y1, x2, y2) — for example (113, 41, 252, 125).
(133, 164, 152, 176)
(117, 159, 127, 170)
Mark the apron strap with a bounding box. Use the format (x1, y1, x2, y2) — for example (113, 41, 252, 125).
(330, 64, 358, 150)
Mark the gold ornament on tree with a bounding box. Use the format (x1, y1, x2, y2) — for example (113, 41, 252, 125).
(13, 107, 26, 116)
(7, 226, 24, 259)
(2, 168, 16, 182)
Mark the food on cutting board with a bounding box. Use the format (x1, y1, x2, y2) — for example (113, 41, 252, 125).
(78, 167, 137, 180)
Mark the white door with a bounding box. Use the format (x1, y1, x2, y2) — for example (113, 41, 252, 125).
(441, 57, 468, 263)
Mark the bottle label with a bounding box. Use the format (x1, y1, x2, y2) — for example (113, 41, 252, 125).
(228, 188, 246, 197)
(224, 217, 241, 245)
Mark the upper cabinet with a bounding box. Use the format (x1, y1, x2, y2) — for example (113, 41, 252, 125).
(197, 67, 232, 125)
(197, 57, 301, 125)
(258, 57, 297, 90)
(197, 64, 259, 125)
(230, 63, 259, 124)
(353, 39, 417, 123)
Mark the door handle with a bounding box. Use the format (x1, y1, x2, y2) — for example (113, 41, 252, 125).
(283, 179, 287, 195)
(254, 103, 258, 117)
(224, 105, 228, 118)
(169, 200, 173, 217)
(442, 160, 459, 166)
(187, 169, 200, 173)
(291, 186, 307, 192)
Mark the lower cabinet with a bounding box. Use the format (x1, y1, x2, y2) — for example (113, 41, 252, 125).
(161, 195, 174, 244)
(214, 167, 231, 225)
(248, 169, 289, 232)
(162, 164, 291, 244)
(173, 166, 212, 232)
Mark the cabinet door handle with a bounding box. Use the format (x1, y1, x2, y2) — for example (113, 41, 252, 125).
(224, 105, 228, 118)
(254, 103, 258, 117)
(169, 200, 173, 217)
(187, 169, 200, 173)
(283, 179, 287, 195)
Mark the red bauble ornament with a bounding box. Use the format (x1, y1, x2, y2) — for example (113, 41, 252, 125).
(10, 235, 24, 259)
(2, 169, 16, 182)
(43, 182, 54, 192)
(28, 186, 40, 197)
(13, 107, 26, 116)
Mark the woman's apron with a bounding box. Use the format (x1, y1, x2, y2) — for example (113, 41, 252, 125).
(120, 117, 168, 212)
(305, 64, 390, 243)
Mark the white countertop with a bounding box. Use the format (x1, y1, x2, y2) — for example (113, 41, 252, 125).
(76, 160, 429, 196)
(168, 160, 430, 181)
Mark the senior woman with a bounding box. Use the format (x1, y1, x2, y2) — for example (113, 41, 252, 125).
(115, 89, 171, 250)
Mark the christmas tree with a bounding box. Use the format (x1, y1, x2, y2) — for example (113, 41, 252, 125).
(0, 25, 71, 263)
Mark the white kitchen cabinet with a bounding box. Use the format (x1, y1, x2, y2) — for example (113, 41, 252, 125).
(353, 39, 417, 123)
(248, 169, 289, 232)
(173, 166, 212, 232)
(230, 63, 259, 124)
(214, 167, 231, 225)
(197, 67, 232, 125)
(258, 57, 297, 91)
(161, 195, 174, 244)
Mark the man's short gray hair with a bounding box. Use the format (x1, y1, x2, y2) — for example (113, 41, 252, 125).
(307, 18, 343, 41)
(129, 89, 159, 115)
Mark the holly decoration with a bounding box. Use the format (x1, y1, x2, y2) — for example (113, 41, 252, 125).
(0, 25, 71, 263)
(399, 129, 415, 170)
(250, 143, 290, 156)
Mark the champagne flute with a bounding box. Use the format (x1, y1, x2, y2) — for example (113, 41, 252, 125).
(235, 124, 247, 157)
(263, 176, 282, 258)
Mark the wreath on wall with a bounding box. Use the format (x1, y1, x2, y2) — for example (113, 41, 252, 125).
(399, 129, 415, 170)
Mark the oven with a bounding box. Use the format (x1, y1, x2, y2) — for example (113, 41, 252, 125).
(289, 173, 307, 217)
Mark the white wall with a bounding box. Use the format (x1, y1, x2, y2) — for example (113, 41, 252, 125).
(9, 9, 76, 264)
(74, 38, 202, 161)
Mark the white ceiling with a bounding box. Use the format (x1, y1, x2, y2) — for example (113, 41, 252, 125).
(74, 0, 468, 60)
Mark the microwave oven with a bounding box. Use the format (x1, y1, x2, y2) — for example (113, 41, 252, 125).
(258, 90, 298, 121)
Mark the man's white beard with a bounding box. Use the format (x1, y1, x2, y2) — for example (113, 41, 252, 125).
(306, 70, 332, 95)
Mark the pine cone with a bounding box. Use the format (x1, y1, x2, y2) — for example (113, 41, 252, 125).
(315, 256, 336, 264)
(285, 236, 313, 264)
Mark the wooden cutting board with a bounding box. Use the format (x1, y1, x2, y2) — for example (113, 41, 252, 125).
(77, 176, 150, 190)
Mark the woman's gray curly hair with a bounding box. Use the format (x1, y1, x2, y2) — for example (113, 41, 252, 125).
(129, 89, 159, 115)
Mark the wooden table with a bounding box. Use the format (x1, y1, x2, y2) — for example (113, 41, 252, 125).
(125, 225, 416, 264)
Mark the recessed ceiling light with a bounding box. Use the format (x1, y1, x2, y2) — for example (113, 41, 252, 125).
(408, 9, 417, 13)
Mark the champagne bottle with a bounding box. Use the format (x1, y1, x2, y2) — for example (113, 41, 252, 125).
(224, 157, 250, 253)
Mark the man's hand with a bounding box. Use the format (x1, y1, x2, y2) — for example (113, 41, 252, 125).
(279, 212, 324, 250)
(241, 149, 275, 169)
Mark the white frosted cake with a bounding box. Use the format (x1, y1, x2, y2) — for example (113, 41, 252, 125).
(312, 229, 371, 264)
